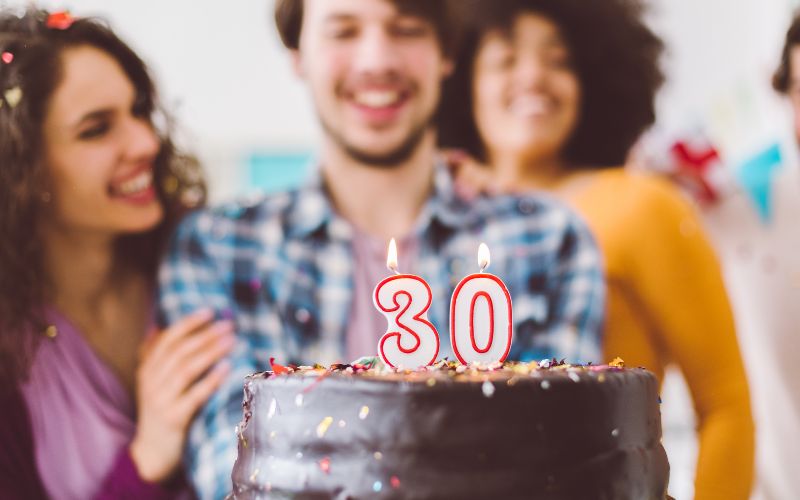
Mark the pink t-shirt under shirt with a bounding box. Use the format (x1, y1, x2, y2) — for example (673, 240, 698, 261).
(346, 231, 419, 362)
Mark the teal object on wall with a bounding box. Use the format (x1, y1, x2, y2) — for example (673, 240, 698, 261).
(735, 143, 782, 224)
(246, 152, 312, 193)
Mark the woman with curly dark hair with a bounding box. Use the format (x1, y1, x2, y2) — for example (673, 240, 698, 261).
(0, 9, 233, 498)
(438, 1, 754, 498)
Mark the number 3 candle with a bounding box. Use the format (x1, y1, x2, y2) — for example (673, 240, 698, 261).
(450, 243, 513, 364)
(373, 239, 440, 368)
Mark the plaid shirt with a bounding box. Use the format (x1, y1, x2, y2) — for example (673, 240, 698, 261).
(157, 164, 605, 499)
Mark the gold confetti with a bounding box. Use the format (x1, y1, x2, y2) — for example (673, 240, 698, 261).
(359, 406, 370, 420)
(598, 374, 606, 383)
(609, 357, 625, 368)
(316, 416, 333, 438)
(426, 378, 437, 387)
(162, 175, 179, 195)
(44, 325, 58, 339)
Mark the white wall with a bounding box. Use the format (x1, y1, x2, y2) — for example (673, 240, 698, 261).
(2, 0, 318, 200)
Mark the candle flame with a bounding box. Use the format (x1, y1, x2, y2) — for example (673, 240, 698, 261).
(387, 238, 399, 274)
(478, 243, 491, 272)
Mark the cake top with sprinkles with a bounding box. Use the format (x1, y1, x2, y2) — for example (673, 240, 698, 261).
(255, 356, 639, 384)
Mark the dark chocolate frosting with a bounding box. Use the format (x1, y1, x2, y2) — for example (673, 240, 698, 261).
(231, 360, 669, 499)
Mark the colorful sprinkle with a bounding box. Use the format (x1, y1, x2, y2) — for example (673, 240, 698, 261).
(481, 380, 496, 397)
(338, 420, 347, 428)
(611, 428, 620, 438)
(1, 51, 13, 64)
(609, 357, 625, 368)
(249, 468, 260, 482)
(267, 398, 277, 419)
(373, 481, 383, 492)
(568, 372, 581, 383)
(359, 406, 370, 420)
(540, 380, 551, 390)
(374, 452, 383, 461)
(270, 357, 290, 375)
(319, 457, 331, 474)
(269, 431, 276, 440)
(316, 416, 334, 438)
(390, 476, 401, 488)
(295, 394, 304, 407)
(426, 378, 437, 387)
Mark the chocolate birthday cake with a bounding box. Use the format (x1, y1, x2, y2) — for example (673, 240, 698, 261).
(230, 359, 669, 499)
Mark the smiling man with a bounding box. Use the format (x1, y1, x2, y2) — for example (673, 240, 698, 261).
(158, 1, 606, 497)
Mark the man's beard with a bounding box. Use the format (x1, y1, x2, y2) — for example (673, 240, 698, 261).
(319, 114, 433, 169)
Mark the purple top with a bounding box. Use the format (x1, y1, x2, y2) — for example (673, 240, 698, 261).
(0, 309, 192, 499)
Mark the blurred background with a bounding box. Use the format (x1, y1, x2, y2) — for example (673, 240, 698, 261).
(4, 0, 798, 498)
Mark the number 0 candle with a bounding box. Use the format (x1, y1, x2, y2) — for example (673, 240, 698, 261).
(450, 243, 513, 364)
(373, 239, 440, 368)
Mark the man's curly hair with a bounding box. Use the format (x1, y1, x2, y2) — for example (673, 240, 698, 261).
(438, 0, 665, 169)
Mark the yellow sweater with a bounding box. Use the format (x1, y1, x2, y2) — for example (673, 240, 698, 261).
(564, 169, 754, 500)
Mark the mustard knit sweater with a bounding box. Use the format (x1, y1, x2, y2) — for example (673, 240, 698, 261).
(565, 169, 754, 500)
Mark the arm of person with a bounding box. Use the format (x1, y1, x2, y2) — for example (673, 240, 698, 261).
(511, 200, 606, 364)
(158, 210, 259, 500)
(622, 179, 754, 500)
(543, 209, 606, 364)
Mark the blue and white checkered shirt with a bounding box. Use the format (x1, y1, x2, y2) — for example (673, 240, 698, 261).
(157, 164, 605, 499)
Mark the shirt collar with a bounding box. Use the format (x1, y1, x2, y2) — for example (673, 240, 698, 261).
(286, 158, 475, 240)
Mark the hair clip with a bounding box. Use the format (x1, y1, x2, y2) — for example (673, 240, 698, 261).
(1, 51, 13, 64)
(46, 11, 76, 30)
(3, 86, 22, 109)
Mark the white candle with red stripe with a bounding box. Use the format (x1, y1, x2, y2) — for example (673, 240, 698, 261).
(450, 243, 513, 364)
(373, 239, 440, 368)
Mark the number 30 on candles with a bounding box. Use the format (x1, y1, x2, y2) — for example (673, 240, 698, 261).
(373, 240, 513, 368)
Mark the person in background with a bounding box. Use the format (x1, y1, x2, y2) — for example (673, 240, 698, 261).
(774, 12, 800, 144)
(437, 0, 754, 498)
(157, 0, 607, 496)
(0, 9, 233, 499)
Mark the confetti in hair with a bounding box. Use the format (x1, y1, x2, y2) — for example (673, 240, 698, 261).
(46, 11, 76, 30)
(3, 86, 22, 109)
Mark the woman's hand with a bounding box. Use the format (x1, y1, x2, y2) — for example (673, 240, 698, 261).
(441, 149, 506, 200)
(129, 309, 234, 483)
